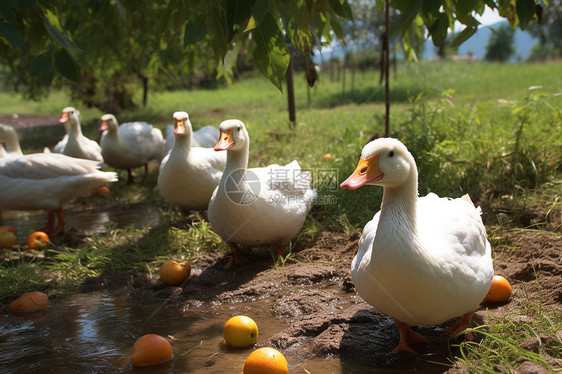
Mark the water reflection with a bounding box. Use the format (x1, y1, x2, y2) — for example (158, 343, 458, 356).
(0, 292, 287, 374)
(2, 205, 161, 236)
(0, 291, 453, 373)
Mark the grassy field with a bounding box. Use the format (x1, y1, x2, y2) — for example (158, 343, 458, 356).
(1, 60, 561, 371)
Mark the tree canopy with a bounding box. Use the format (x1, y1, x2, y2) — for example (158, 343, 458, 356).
(485, 24, 515, 62)
(0, 0, 543, 112)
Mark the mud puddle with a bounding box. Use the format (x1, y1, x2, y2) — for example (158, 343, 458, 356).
(2, 204, 161, 237)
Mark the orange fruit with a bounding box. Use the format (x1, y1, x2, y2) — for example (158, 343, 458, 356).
(483, 275, 512, 303)
(130, 334, 173, 367)
(27, 231, 50, 250)
(224, 315, 259, 347)
(322, 153, 334, 161)
(159, 260, 191, 286)
(0, 225, 17, 248)
(243, 347, 288, 374)
(9, 291, 50, 313)
(90, 186, 110, 196)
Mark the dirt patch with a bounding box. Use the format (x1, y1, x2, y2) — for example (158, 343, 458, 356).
(81, 228, 561, 372)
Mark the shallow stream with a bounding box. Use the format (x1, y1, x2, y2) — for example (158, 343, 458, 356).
(0, 291, 451, 373)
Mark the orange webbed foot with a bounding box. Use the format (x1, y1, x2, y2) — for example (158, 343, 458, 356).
(391, 320, 428, 354)
(444, 312, 475, 340)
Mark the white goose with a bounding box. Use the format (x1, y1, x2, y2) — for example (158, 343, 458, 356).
(158, 112, 226, 214)
(0, 153, 117, 236)
(98, 114, 164, 183)
(340, 138, 493, 354)
(53, 114, 71, 153)
(58, 107, 103, 162)
(0, 124, 23, 157)
(164, 123, 220, 154)
(208, 119, 316, 267)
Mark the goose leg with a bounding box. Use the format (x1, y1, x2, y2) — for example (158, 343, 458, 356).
(274, 244, 286, 261)
(127, 169, 136, 184)
(223, 243, 249, 268)
(49, 207, 66, 236)
(444, 312, 475, 340)
(391, 319, 428, 354)
(39, 210, 56, 234)
(144, 163, 149, 176)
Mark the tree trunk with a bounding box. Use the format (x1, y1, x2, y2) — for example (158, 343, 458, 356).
(383, 0, 390, 137)
(286, 53, 296, 128)
(140, 74, 148, 107)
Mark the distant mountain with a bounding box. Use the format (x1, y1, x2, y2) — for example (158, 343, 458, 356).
(315, 20, 539, 65)
(423, 20, 539, 62)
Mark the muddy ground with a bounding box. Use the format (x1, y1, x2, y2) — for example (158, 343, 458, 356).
(4, 118, 562, 373)
(79, 227, 562, 373)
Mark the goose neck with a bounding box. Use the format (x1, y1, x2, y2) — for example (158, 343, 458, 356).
(379, 174, 418, 233)
(225, 146, 249, 173)
(68, 120, 83, 137)
(5, 133, 22, 155)
(171, 134, 190, 157)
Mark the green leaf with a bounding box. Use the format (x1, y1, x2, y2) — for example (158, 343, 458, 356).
(245, 15, 257, 32)
(183, 15, 208, 46)
(516, 0, 536, 29)
(456, 0, 479, 18)
(0, 21, 28, 47)
(252, 13, 289, 91)
(44, 21, 78, 50)
(329, 17, 344, 40)
(451, 25, 477, 48)
(286, 18, 312, 52)
(54, 48, 81, 82)
(29, 53, 54, 84)
(0, 2, 16, 23)
(226, 0, 252, 36)
(10, 0, 36, 10)
(429, 12, 449, 46)
(251, 0, 270, 25)
(421, 0, 440, 23)
(327, 0, 353, 20)
(208, 6, 228, 60)
(389, 0, 422, 37)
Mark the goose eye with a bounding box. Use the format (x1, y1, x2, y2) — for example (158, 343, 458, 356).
(237, 126, 241, 131)
(388, 151, 394, 158)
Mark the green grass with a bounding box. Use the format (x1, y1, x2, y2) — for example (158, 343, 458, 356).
(456, 286, 562, 373)
(0, 60, 561, 371)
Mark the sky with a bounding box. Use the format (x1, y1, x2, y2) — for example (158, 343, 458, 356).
(473, 7, 504, 27)
(453, 7, 504, 32)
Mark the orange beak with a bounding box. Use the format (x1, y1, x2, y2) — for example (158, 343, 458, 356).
(174, 119, 185, 135)
(340, 154, 382, 190)
(98, 120, 108, 132)
(214, 129, 234, 151)
(59, 113, 69, 124)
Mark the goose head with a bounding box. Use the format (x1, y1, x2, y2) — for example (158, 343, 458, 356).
(98, 114, 118, 132)
(59, 107, 80, 126)
(214, 119, 248, 152)
(172, 111, 191, 136)
(340, 138, 417, 190)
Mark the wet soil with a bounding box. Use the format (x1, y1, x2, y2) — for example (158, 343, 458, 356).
(80, 227, 561, 373)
